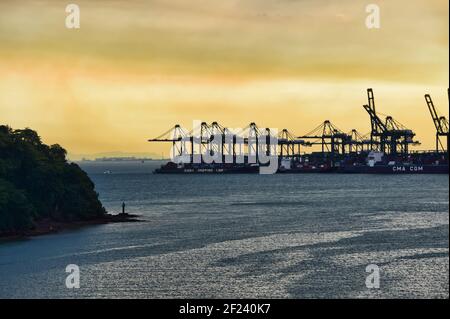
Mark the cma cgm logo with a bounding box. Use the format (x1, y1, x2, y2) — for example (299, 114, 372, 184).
(393, 166, 424, 172)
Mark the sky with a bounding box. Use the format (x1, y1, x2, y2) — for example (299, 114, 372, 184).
(0, 0, 448, 159)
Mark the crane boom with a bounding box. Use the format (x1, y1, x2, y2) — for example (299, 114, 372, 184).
(425, 94, 444, 134)
(425, 92, 449, 152)
(364, 89, 387, 134)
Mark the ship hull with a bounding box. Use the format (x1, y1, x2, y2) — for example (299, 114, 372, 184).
(154, 163, 449, 174)
(155, 165, 337, 174)
(278, 167, 337, 174)
(340, 164, 449, 174)
(154, 166, 260, 174)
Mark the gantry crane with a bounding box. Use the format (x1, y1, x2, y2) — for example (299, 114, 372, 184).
(278, 129, 309, 158)
(362, 88, 417, 156)
(347, 129, 371, 153)
(425, 91, 449, 153)
(148, 124, 189, 160)
(297, 120, 352, 166)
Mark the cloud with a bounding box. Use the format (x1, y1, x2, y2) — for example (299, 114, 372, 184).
(0, 0, 447, 154)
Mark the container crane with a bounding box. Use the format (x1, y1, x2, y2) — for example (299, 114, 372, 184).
(362, 88, 418, 156)
(425, 91, 449, 153)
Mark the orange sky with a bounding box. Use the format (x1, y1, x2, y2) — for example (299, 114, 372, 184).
(0, 0, 448, 159)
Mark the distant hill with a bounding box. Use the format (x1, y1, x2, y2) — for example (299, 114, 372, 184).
(0, 126, 107, 235)
(68, 152, 162, 161)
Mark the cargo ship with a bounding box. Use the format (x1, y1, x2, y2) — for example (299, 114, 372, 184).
(154, 162, 260, 174)
(340, 164, 448, 174)
(154, 151, 448, 174)
(154, 162, 336, 174)
(339, 151, 449, 174)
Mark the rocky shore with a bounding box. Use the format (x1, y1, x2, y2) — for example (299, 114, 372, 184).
(0, 213, 141, 242)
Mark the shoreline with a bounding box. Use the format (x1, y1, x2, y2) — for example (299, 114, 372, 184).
(0, 213, 142, 242)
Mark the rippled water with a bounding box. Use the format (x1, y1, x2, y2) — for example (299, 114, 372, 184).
(0, 161, 448, 298)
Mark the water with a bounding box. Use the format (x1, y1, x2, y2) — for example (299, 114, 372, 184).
(0, 161, 448, 298)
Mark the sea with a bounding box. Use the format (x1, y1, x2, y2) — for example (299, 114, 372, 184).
(0, 160, 448, 298)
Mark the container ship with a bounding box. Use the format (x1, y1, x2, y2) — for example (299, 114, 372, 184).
(154, 162, 260, 174)
(150, 89, 449, 175)
(339, 151, 448, 174)
(154, 151, 448, 174)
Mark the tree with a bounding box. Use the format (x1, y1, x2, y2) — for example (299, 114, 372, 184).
(0, 126, 106, 234)
(0, 179, 34, 232)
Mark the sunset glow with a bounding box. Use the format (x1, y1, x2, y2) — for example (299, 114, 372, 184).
(0, 0, 448, 158)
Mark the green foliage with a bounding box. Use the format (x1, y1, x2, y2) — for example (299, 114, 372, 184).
(0, 125, 106, 233)
(0, 179, 34, 232)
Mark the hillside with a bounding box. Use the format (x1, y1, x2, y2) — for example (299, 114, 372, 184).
(0, 125, 107, 236)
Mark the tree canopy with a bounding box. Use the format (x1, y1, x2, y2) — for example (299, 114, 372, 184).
(0, 125, 106, 233)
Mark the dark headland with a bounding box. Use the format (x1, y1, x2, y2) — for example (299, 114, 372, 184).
(0, 125, 140, 241)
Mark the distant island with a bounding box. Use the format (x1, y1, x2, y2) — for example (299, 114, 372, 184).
(0, 125, 138, 240)
(87, 157, 166, 162)
(68, 151, 164, 162)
